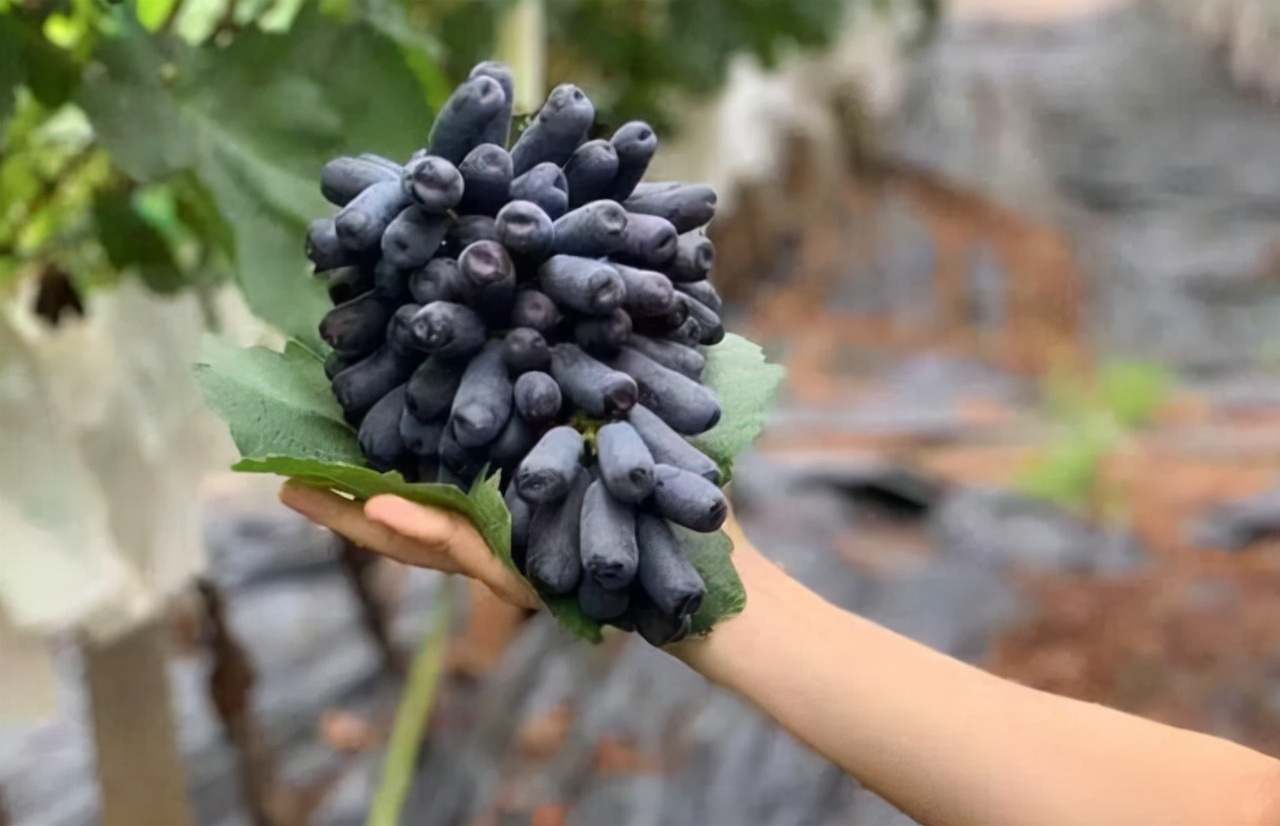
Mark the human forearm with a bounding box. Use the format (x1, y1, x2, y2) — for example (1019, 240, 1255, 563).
(673, 538, 1280, 826)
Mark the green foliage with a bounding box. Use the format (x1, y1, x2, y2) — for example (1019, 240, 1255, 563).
(1096, 361, 1171, 429)
(1018, 360, 1173, 514)
(680, 526, 745, 636)
(193, 335, 363, 464)
(689, 332, 785, 483)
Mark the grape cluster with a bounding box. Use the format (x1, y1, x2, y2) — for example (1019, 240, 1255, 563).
(307, 62, 728, 647)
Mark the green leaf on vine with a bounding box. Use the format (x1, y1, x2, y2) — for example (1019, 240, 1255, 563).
(677, 526, 746, 635)
(80, 8, 430, 350)
(194, 334, 362, 465)
(690, 332, 785, 483)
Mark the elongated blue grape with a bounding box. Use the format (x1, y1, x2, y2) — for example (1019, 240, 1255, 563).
(409, 257, 464, 305)
(373, 259, 413, 302)
(634, 293, 689, 332)
(578, 575, 630, 622)
(626, 405, 720, 483)
(564, 140, 619, 208)
(385, 303, 425, 355)
(321, 156, 397, 207)
(502, 328, 551, 374)
(526, 468, 589, 595)
(402, 156, 464, 214)
(650, 464, 727, 533)
(307, 218, 356, 270)
(595, 421, 655, 503)
(332, 346, 417, 421)
(446, 215, 499, 255)
(674, 292, 724, 345)
(457, 143, 514, 217)
(489, 410, 539, 469)
(321, 265, 374, 304)
(579, 479, 640, 589)
(449, 340, 512, 448)
(574, 309, 632, 356)
(436, 464, 467, 489)
(668, 230, 714, 283)
(624, 183, 717, 233)
(509, 162, 569, 220)
(457, 239, 515, 317)
(510, 84, 595, 175)
(614, 212, 678, 269)
(630, 182, 680, 198)
(404, 355, 463, 421)
(509, 289, 562, 334)
(515, 425, 584, 504)
(549, 343, 638, 418)
(495, 200, 555, 264)
(426, 75, 507, 164)
(609, 121, 658, 201)
(319, 292, 393, 355)
(335, 180, 408, 250)
(661, 316, 702, 348)
(636, 512, 706, 616)
(613, 264, 675, 318)
(408, 301, 487, 359)
(358, 153, 402, 173)
(552, 200, 628, 258)
(611, 347, 720, 434)
(399, 409, 445, 457)
(415, 460, 441, 484)
(675, 279, 722, 314)
(467, 62, 514, 149)
(358, 385, 411, 472)
(627, 335, 705, 380)
(633, 590, 694, 648)
(506, 482, 532, 573)
(538, 256, 624, 316)
(513, 371, 562, 426)
(382, 206, 448, 269)
(324, 350, 359, 381)
(438, 420, 489, 485)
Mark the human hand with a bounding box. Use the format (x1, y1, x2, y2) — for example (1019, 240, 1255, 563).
(278, 481, 541, 610)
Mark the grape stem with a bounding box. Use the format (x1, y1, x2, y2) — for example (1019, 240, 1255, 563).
(569, 411, 605, 452)
(364, 580, 454, 826)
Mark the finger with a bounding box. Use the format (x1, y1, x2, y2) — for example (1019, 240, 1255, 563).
(279, 483, 461, 573)
(364, 495, 541, 609)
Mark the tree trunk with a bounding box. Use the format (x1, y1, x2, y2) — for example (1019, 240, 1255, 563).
(84, 619, 196, 826)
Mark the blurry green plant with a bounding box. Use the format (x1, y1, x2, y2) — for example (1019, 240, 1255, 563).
(1018, 360, 1173, 517)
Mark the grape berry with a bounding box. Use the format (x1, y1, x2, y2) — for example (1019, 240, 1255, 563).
(308, 64, 727, 647)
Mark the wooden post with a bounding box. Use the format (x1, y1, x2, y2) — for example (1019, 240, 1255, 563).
(84, 619, 196, 826)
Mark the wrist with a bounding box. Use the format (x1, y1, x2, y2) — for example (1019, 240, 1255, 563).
(668, 537, 823, 685)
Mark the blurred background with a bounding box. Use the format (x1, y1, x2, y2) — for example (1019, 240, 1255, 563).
(6, 0, 1280, 823)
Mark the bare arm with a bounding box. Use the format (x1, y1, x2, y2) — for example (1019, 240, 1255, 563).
(675, 521, 1280, 826)
(281, 485, 1280, 826)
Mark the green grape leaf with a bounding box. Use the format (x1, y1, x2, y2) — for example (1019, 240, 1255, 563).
(691, 332, 785, 482)
(80, 8, 430, 351)
(193, 334, 363, 465)
(233, 456, 513, 575)
(678, 526, 745, 635)
(92, 188, 186, 293)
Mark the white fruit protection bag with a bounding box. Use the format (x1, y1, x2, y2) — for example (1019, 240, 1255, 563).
(0, 279, 237, 721)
